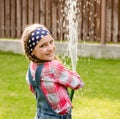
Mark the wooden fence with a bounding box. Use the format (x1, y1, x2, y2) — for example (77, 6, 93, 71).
(0, 0, 120, 44)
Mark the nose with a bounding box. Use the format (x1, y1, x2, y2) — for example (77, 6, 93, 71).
(47, 44, 53, 51)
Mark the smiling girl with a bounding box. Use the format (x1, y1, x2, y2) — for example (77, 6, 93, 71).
(21, 24, 84, 119)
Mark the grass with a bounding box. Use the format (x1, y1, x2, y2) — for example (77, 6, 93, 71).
(0, 51, 120, 119)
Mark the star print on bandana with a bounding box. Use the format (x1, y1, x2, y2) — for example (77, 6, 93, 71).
(27, 27, 50, 55)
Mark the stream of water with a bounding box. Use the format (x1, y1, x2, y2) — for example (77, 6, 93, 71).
(65, 0, 79, 100)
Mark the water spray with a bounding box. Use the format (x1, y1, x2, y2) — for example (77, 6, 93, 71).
(66, 0, 78, 101)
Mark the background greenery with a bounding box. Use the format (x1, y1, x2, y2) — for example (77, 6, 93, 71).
(0, 51, 120, 119)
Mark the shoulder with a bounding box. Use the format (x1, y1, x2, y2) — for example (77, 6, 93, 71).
(29, 62, 38, 70)
(45, 60, 64, 68)
(42, 60, 64, 74)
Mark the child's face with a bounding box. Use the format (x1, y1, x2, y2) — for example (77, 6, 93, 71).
(32, 35, 55, 61)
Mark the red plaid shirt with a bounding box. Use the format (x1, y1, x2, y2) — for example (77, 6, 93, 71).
(26, 60, 84, 114)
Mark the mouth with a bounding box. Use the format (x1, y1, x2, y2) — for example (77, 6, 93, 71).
(46, 52, 54, 57)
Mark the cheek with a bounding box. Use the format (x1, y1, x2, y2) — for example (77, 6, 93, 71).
(33, 49, 43, 57)
(53, 45, 56, 50)
(36, 49, 45, 55)
(35, 50, 44, 59)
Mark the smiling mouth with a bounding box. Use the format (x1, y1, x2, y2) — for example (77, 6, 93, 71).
(46, 53, 54, 56)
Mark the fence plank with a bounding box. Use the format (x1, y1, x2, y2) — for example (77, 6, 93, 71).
(40, 0, 45, 25)
(82, 0, 89, 41)
(119, 0, 120, 42)
(22, 0, 28, 30)
(95, 0, 101, 42)
(0, 0, 5, 37)
(16, 0, 22, 38)
(45, 0, 51, 31)
(11, 0, 16, 38)
(56, 1, 63, 41)
(28, 0, 33, 24)
(101, 0, 106, 44)
(34, 0, 40, 23)
(51, 0, 57, 40)
(106, 0, 112, 42)
(5, 0, 10, 37)
(89, 0, 95, 41)
(77, 0, 82, 41)
(112, 0, 119, 43)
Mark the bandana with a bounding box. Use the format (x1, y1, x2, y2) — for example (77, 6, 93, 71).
(27, 27, 50, 55)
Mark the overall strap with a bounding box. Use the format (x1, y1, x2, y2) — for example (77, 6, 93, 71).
(28, 64, 44, 89)
(35, 64, 44, 86)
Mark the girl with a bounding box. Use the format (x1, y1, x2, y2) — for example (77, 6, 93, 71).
(21, 24, 84, 119)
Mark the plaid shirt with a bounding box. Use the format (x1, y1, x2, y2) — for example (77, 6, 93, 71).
(26, 60, 84, 114)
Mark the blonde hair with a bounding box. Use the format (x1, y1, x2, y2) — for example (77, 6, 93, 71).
(21, 23, 58, 63)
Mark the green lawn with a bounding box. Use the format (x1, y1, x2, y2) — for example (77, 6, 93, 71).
(0, 51, 120, 119)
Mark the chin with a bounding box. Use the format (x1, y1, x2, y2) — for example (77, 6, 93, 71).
(44, 55, 55, 61)
(48, 57, 54, 61)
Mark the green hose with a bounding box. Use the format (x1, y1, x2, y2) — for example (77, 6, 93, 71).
(70, 89, 74, 101)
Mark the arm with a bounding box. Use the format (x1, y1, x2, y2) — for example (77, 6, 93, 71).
(54, 60, 84, 89)
(26, 70, 36, 94)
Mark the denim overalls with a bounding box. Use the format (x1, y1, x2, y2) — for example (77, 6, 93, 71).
(28, 64, 71, 119)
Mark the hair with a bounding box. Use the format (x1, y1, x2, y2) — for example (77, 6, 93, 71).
(21, 23, 58, 64)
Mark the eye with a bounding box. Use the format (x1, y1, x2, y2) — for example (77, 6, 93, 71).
(50, 39, 54, 44)
(39, 44, 46, 48)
